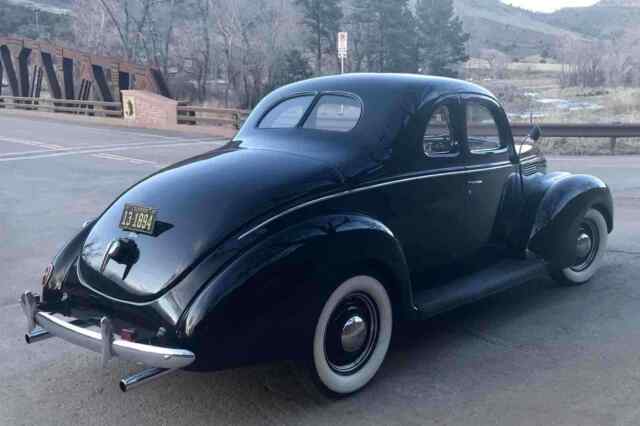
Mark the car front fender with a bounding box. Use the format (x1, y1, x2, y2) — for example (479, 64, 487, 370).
(177, 212, 413, 371)
(527, 173, 613, 268)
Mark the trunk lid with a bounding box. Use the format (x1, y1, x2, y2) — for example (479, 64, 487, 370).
(79, 146, 343, 302)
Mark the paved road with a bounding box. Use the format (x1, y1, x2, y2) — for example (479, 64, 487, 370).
(1, 114, 640, 425)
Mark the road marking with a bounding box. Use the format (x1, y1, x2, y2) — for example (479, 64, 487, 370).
(0, 136, 65, 150)
(53, 125, 190, 140)
(92, 153, 159, 166)
(0, 138, 221, 158)
(0, 114, 194, 141)
(0, 139, 225, 162)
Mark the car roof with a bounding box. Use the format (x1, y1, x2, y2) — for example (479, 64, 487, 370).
(242, 74, 497, 138)
(273, 73, 495, 102)
(236, 74, 499, 179)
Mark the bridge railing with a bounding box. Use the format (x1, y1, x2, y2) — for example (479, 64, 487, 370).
(177, 104, 250, 129)
(0, 96, 122, 117)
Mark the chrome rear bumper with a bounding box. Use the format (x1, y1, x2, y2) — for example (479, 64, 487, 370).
(20, 291, 195, 370)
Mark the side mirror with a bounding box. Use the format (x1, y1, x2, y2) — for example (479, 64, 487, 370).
(528, 125, 542, 143)
(517, 125, 542, 158)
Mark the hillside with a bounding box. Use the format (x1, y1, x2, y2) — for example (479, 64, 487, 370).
(5, 0, 640, 60)
(456, 0, 640, 57)
(539, 2, 640, 38)
(597, 0, 640, 6)
(454, 0, 585, 57)
(0, 1, 72, 40)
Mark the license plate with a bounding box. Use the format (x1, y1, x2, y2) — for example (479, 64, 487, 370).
(119, 204, 157, 235)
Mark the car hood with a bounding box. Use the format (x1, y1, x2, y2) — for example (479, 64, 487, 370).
(78, 146, 343, 302)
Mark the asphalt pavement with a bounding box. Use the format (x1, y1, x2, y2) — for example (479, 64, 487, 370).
(1, 113, 640, 426)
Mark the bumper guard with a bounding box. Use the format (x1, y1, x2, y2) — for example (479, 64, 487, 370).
(20, 291, 195, 391)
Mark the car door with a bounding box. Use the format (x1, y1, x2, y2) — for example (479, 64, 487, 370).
(396, 97, 468, 288)
(461, 96, 517, 257)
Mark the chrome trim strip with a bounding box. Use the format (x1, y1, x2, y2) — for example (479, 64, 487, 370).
(238, 162, 514, 240)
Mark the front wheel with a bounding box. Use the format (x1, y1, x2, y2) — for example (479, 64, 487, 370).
(551, 208, 608, 286)
(311, 275, 393, 397)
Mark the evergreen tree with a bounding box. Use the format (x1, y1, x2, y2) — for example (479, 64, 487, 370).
(267, 49, 313, 91)
(415, 0, 470, 77)
(386, 6, 420, 73)
(296, 0, 343, 74)
(348, 0, 417, 73)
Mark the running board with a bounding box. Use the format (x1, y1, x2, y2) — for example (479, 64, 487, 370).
(413, 258, 548, 319)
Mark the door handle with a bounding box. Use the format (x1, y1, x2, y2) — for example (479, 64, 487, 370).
(467, 180, 483, 185)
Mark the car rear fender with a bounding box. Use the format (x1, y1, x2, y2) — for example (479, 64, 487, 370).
(526, 173, 613, 268)
(42, 220, 96, 302)
(176, 213, 413, 370)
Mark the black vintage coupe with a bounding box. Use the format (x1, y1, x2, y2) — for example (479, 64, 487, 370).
(21, 74, 613, 396)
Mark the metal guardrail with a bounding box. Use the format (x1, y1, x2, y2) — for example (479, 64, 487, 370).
(479, 123, 640, 154)
(177, 104, 249, 129)
(0, 96, 122, 117)
(509, 123, 640, 138)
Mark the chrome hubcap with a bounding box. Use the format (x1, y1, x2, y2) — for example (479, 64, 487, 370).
(341, 315, 367, 353)
(325, 292, 379, 375)
(575, 232, 593, 260)
(571, 219, 599, 272)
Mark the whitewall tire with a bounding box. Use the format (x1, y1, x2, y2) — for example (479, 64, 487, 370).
(552, 208, 608, 285)
(312, 275, 392, 396)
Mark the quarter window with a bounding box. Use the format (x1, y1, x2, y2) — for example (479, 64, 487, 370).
(259, 95, 314, 129)
(466, 102, 503, 153)
(423, 105, 460, 157)
(303, 95, 361, 132)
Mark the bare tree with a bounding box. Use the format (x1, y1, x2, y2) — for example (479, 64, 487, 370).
(479, 48, 510, 79)
(210, 0, 297, 108)
(559, 38, 605, 88)
(71, 0, 120, 55)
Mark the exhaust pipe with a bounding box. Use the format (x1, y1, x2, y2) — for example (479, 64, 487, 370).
(119, 367, 175, 392)
(25, 326, 51, 344)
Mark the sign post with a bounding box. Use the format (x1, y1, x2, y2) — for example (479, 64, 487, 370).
(337, 32, 348, 74)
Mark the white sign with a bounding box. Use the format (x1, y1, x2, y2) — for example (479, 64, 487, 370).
(338, 32, 348, 58)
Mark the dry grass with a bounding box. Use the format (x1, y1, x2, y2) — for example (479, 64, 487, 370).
(538, 137, 640, 156)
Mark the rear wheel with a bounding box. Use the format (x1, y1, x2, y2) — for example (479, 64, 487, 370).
(551, 208, 608, 286)
(311, 275, 392, 397)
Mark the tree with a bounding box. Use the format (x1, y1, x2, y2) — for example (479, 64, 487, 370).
(385, 6, 419, 73)
(479, 48, 509, 79)
(295, 0, 342, 74)
(347, 0, 416, 73)
(415, 0, 469, 77)
(95, 0, 184, 71)
(211, 0, 297, 108)
(267, 49, 312, 90)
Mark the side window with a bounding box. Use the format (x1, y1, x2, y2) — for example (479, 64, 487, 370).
(423, 105, 460, 157)
(466, 102, 503, 153)
(303, 95, 362, 132)
(259, 95, 314, 129)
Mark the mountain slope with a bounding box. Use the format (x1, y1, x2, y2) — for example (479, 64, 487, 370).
(538, 2, 640, 38)
(454, 0, 585, 56)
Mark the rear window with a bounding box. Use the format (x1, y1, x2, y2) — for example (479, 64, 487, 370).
(303, 95, 361, 132)
(259, 95, 314, 129)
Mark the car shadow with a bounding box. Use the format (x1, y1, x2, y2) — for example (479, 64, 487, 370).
(7, 275, 599, 425)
